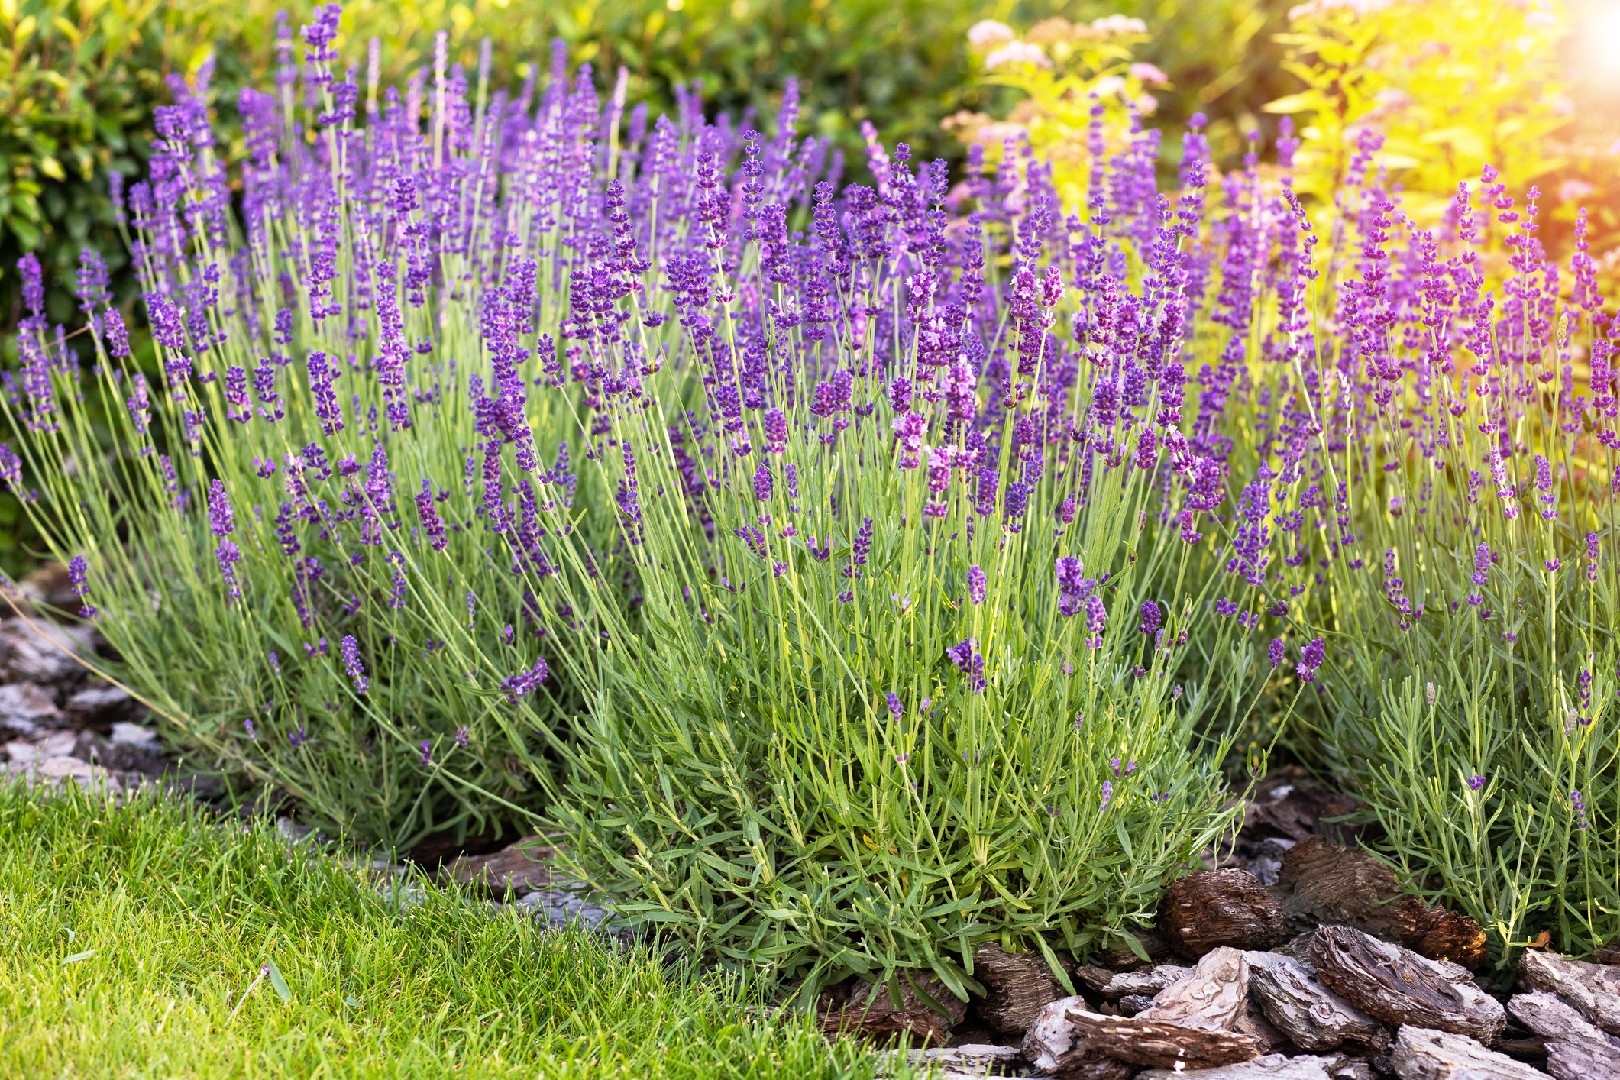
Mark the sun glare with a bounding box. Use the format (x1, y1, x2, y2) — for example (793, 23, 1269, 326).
(1582, 5, 1620, 90)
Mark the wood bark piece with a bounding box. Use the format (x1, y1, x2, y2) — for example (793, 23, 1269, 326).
(1278, 838, 1488, 969)
(441, 839, 555, 897)
(1139, 946, 1250, 1032)
(1056, 1006, 1262, 1070)
(1095, 929, 1173, 970)
(1022, 996, 1135, 1079)
(1516, 948, 1620, 1034)
(1543, 1036, 1620, 1080)
(819, 973, 967, 1041)
(1507, 990, 1611, 1044)
(1309, 926, 1505, 1044)
(1161, 869, 1290, 958)
(1233, 995, 1291, 1055)
(1388, 1026, 1549, 1079)
(1075, 963, 1190, 999)
(1508, 992, 1620, 1080)
(1138, 1054, 1337, 1079)
(1245, 950, 1389, 1052)
(971, 944, 1063, 1037)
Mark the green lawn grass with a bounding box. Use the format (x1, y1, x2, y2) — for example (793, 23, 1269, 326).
(0, 783, 915, 1079)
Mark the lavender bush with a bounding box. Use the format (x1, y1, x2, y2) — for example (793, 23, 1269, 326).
(1265, 163, 1620, 957)
(0, 14, 663, 847)
(528, 122, 1336, 996)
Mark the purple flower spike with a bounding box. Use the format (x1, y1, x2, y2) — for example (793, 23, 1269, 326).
(419, 740, 432, 767)
(207, 479, 235, 538)
(1138, 600, 1161, 637)
(1297, 637, 1325, 683)
(1466, 774, 1486, 791)
(885, 692, 903, 721)
(753, 463, 772, 502)
(947, 638, 986, 693)
(1268, 637, 1285, 668)
(68, 555, 96, 619)
(967, 565, 987, 606)
(341, 635, 368, 694)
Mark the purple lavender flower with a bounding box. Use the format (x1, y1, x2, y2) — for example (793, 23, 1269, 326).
(1099, 780, 1114, 811)
(1466, 775, 1486, 791)
(967, 565, 987, 606)
(215, 540, 242, 603)
(0, 445, 21, 497)
(1573, 789, 1590, 830)
(1268, 637, 1286, 669)
(341, 635, 368, 694)
(455, 726, 469, 748)
(1587, 533, 1601, 583)
(1084, 595, 1107, 648)
(1138, 601, 1162, 637)
(67, 555, 96, 618)
(307, 350, 343, 435)
(419, 740, 432, 767)
(1297, 637, 1325, 683)
(947, 638, 987, 693)
(753, 463, 772, 502)
(207, 480, 234, 538)
(885, 692, 903, 721)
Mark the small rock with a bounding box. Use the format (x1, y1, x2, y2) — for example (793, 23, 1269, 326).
(1137, 1053, 1338, 1079)
(1309, 926, 1505, 1044)
(1516, 948, 1620, 1035)
(1160, 869, 1289, 958)
(1249, 837, 1297, 887)
(0, 619, 91, 684)
(1388, 1025, 1549, 1079)
(442, 838, 555, 897)
(1245, 950, 1389, 1052)
(65, 684, 139, 728)
(972, 944, 1064, 1037)
(886, 1045, 1021, 1078)
(36, 730, 78, 756)
(0, 682, 62, 737)
(35, 755, 120, 792)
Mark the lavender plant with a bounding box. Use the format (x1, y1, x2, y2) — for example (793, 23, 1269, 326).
(1264, 164, 1620, 959)
(526, 122, 1328, 997)
(0, 11, 718, 848)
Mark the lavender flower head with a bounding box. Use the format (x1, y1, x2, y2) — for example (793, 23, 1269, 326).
(341, 635, 368, 694)
(967, 565, 987, 605)
(68, 554, 96, 619)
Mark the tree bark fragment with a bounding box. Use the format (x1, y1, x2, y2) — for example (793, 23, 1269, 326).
(1388, 1025, 1549, 1080)
(1159, 869, 1290, 959)
(1244, 949, 1389, 1052)
(1308, 926, 1505, 1044)
(1516, 949, 1620, 1034)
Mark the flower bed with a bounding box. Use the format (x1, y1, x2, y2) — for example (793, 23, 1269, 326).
(2, 2, 1616, 1008)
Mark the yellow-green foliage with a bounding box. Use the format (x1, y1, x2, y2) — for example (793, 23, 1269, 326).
(951, 2, 1292, 207)
(1265, 0, 1570, 221)
(950, 15, 1162, 209)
